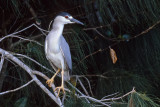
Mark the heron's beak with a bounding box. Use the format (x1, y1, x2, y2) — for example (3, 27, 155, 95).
(70, 18, 84, 25)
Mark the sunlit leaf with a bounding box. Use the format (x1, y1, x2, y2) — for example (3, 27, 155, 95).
(109, 47, 117, 64)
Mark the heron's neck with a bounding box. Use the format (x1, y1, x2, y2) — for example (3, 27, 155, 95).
(52, 21, 64, 38)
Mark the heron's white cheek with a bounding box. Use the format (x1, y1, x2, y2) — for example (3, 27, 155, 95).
(69, 21, 74, 24)
(63, 20, 72, 24)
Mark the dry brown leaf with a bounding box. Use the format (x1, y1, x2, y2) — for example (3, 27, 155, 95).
(109, 47, 117, 64)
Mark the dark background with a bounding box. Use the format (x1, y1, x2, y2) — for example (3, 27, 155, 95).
(0, 0, 160, 106)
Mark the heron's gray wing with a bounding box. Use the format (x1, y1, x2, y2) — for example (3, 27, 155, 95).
(60, 35, 72, 70)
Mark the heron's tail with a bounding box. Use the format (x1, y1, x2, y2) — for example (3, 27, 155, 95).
(63, 71, 70, 81)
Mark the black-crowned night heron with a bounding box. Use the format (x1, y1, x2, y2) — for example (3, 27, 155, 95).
(45, 12, 84, 96)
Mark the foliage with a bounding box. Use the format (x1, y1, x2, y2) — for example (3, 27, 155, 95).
(127, 92, 159, 107)
(14, 97, 27, 107)
(0, 0, 160, 106)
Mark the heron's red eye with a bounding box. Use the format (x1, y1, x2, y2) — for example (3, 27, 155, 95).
(65, 16, 69, 18)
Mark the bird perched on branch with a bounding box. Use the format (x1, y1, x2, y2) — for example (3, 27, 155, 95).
(45, 12, 84, 96)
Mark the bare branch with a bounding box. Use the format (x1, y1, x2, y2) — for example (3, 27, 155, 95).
(0, 48, 63, 106)
(0, 48, 137, 107)
(32, 70, 49, 80)
(0, 35, 43, 46)
(77, 74, 109, 79)
(101, 92, 119, 100)
(48, 20, 53, 31)
(131, 20, 160, 39)
(94, 29, 118, 41)
(62, 94, 66, 105)
(32, 70, 70, 103)
(13, 53, 53, 73)
(0, 79, 34, 95)
(101, 87, 136, 102)
(67, 81, 85, 96)
(32, 70, 57, 95)
(67, 81, 90, 103)
(0, 23, 48, 42)
(0, 53, 5, 73)
(78, 49, 103, 65)
(11, 34, 43, 48)
(81, 76, 94, 96)
(79, 95, 111, 107)
(77, 77, 89, 96)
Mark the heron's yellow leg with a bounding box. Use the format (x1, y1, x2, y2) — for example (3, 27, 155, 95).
(46, 68, 60, 87)
(54, 70, 65, 97)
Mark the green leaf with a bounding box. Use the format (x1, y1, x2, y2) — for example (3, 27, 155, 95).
(122, 34, 130, 41)
(14, 97, 27, 107)
(139, 93, 151, 102)
(106, 30, 112, 36)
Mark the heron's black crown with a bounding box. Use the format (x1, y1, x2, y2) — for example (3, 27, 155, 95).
(57, 12, 71, 17)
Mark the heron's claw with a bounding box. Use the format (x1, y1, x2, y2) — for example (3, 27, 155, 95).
(54, 85, 65, 97)
(46, 78, 54, 87)
(46, 69, 60, 87)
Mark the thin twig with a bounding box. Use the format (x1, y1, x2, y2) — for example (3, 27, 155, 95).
(48, 20, 53, 31)
(79, 95, 111, 107)
(0, 53, 5, 73)
(62, 94, 66, 105)
(0, 35, 43, 46)
(67, 81, 85, 96)
(101, 92, 119, 100)
(11, 34, 44, 48)
(67, 81, 90, 103)
(77, 74, 109, 80)
(83, 25, 110, 31)
(131, 20, 160, 39)
(77, 77, 89, 96)
(13, 53, 53, 73)
(5, 57, 17, 66)
(94, 29, 118, 41)
(101, 87, 136, 102)
(80, 76, 94, 96)
(0, 79, 34, 95)
(78, 48, 103, 64)
(0, 23, 48, 42)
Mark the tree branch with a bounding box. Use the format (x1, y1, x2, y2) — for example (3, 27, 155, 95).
(0, 48, 63, 106)
(100, 87, 136, 102)
(0, 35, 43, 46)
(0, 48, 138, 107)
(13, 53, 53, 73)
(77, 77, 89, 96)
(11, 34, 43, 48)
(79, 95, 111, 107)
(0, 53, 5, 73)
(0, 23, 48, 43)
(0, 79, 34, 95)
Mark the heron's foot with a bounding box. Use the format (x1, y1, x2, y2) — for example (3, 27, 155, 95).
(54, 85, 65, 97)
(46, 78, 54, 87)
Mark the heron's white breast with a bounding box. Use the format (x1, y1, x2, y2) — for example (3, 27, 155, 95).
(45, 24, 66, 69)
(47, 50, 63, 69)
